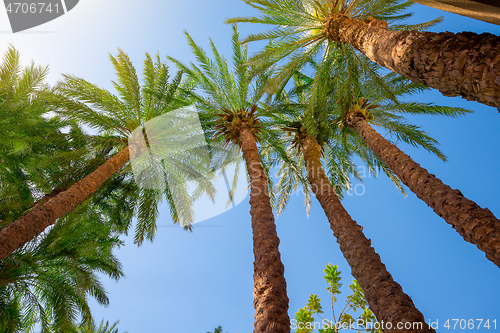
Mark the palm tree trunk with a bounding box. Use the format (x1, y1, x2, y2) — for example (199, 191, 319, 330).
(0, 147, 130, 260)
(324, 13, 500, 111)
(346, 113, 500, 268)
(238, 126, 290, 333)
(301, 134, 434, 333)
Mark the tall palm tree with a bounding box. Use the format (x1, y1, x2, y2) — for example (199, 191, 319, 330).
(228, 0, 500, 111)
(301, 135, 435, 332)
(283, 134, 434, 332)
(313, 55, 500, 268)
(342, 94, 500, 268)
(229, 1, 500, 268)
(169, 26, 291, 333)
(1, 132, 136, 332)
(265, 70, 458, 331)
(308, 56, 500, 268)
(0, 50, 206, 260)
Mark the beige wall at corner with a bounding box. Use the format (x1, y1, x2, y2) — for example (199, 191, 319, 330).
(411, 0, 500, 26)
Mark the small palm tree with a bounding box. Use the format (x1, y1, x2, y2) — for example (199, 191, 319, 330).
(228, 0, 500, 111)
(169, 26, 291, 333)
(206, 326, 224, 333)
(0, 50, 208, 260)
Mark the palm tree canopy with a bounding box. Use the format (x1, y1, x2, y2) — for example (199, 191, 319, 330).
(0, 46, 70, 225)
(266, 58, 469, 214)
(226, 0, 442, 93)
(168, 25, 267, 124)
(168, 25, 301, 204)
(44, 50, 214, 244)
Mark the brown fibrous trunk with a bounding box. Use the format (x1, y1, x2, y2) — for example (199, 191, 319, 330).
(239, 125, 290, 333)
(347, 114, 500, 268)
(325, 13, 500, 111)
(0, 147, 130, 260)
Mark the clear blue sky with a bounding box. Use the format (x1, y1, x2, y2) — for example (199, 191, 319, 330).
(1, 1, 499, 332)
